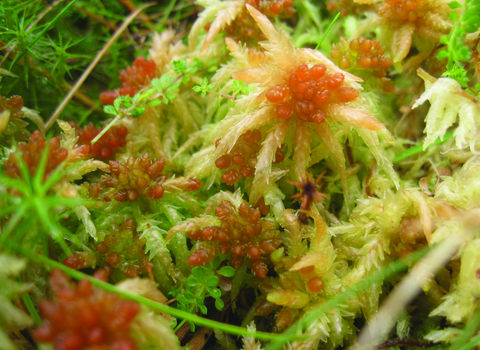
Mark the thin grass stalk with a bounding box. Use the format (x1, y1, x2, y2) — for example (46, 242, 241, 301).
(45, 3, 155, 131)
(354, 232, 465, 349)
(265, 246, 431, 350)
(2, 240, 306, 343)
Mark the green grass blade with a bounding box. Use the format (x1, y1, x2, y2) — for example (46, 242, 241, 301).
(0, 174, 29, 195)
(32, 145, 50, 195)
(3, 240, 306, 343)
(32, 198, 71, 255)
(393, 130, 454, 163)
(0, 204, 27, 240)
(158, 0, 178, 29)
(315, 12, 340, 50)
(15, 154, 32, 193)
(22, 292, 42, 326)
(9, 0, 80, 69)
(449, 311, 480, 350)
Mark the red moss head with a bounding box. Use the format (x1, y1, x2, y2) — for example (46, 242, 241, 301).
(0, 95, 24, 120)
(100, 56, 156, 105)
(102, 153, 166, 202)
(4, 131, 69, 180)
(70, 122, 128, 160)
(33, 269, 140, 350)
(186, 199, 281, 277)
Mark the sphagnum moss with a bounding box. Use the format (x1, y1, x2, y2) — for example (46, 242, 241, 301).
(1, 0, 480, 349)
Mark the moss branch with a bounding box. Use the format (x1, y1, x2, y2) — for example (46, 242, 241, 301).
(3, 240, 305, 343)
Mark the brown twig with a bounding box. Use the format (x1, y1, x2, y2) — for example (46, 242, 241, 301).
(345, 138, 354, 166)
(45, 3, 155, 131)
(116, 0, 153, 25)
(28, 0, 64, 31)
(66, 88, 102, 112)
(187, 327, 214, 350)
(394, 93, 419, 135)
(71, 3, 117, 31)
(175, 320, 191, 342)
(377, 338, 440, 349)
(220, 93, 237, 100)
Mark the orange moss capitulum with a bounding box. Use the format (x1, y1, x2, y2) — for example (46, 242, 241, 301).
(331, 38, 392, 73)
(100, 56, 156, 105)
(275, 308, 293, 329)
(326, 0, 370, 16)
(187, 200, 281, 277)
(4, 131, 78, 180)
(95, 219, 154, 278)
(69, 122, 128, 160)
(64, 221, 154, 279)
(215, 130, 284, 185)
(82, 182, 103, 200)
(222, 0, 295, 46)
(331, 37, 394, 92)
(266, 64, 360, 123)
(33, 269, 140, 350)
(64, 252, 97, 270)
(380, 0, 426, 22)
(0, 95, 24, 119)
(255, 197, 271, 216)
(102, 153, 167, 202)
(102, 153, 201, 202)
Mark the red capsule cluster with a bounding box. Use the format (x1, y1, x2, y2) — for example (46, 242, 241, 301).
(266, 64, 360, 123)
(247, 262, 325, 327)
(0, 95, 24, 120)
(4, 131, 74, 180)
(255, 197, 271, 216)
(326, 0, 368, 16)
(298, 265, 324, 293)
(380, 0, 426, 22)
(187, 200, 281, 278)
(64, 252, 97, 271)
(215, 130, 285, 185)
(331, 38, 392, 73)
(100, 56, 156, 105)
(331, 37, 394, 92)
(222, 0, 295, 46)
(69, 122, 128, 160)
(33, 269, 140, 350)
(82, 182, 103, 200)
(96, 219, 154, 279)
(102, 153, 166, 202)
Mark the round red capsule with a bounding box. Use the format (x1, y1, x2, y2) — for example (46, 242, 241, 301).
(307, 276, 324, 293)
(276, 104, 294, 119)
(296, 65, 311, 82)
(310, 64, 327, 80)
(215, 155, 231, 169)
